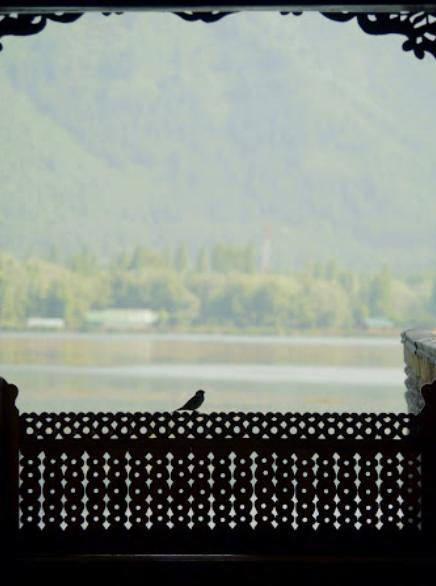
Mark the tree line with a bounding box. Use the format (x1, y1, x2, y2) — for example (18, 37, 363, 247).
(0, 244, 434, 332)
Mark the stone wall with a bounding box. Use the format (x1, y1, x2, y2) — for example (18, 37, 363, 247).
(402, 328, 436, 414)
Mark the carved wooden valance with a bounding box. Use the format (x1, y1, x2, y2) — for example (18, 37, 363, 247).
(1, 10, 436, 60)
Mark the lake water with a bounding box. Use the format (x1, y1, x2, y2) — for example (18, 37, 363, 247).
(0, 332, 406, 413)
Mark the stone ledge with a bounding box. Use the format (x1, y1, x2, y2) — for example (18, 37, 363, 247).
(402, 328, 436, 414)
(402, 328, 436, 360)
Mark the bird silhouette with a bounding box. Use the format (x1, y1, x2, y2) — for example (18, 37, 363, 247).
(176, 389, 205, 411)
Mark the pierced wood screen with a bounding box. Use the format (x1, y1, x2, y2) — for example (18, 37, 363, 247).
(18, 411, 423, 553)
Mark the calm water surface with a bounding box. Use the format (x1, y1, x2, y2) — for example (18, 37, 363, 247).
(0, 332, 406, 413)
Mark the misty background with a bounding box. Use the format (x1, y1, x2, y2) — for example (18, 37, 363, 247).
(0, 11, 434, 411)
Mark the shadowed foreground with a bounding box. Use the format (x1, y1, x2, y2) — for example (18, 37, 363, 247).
(2, 378, 436, 585)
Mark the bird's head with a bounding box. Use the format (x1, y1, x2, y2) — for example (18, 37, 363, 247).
(196, 389, 205, 396)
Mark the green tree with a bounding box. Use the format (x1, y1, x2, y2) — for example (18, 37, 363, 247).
(210, 243, 256, 273)
(248, 276, 298, 330)
(174, 244, 190, 273)
(0, 253, 27, 328)
(196, 247, 209, 273)
(299, 280, 352, 329)
(206, 275, 256, 327)
(368, 266, 393, 317)
(428, 273, 436, 317)
(70, 249, 99, 276)
(325, 260, 340, 282)
(129, 246, 167, 270)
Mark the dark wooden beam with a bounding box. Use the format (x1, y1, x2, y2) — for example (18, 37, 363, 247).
(1, 2, 436, 14)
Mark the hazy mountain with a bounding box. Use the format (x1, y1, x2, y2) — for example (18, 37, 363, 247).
(1, 12, 436, 271)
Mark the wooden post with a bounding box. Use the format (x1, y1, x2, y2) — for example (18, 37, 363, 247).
(418, 380, 436, 550)
(0, 377, 19, 560)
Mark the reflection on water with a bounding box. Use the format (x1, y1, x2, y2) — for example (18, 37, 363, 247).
(0, 332, 406, 413)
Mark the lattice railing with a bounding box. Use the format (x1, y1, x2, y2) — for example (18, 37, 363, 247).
(18, 411, 423, 543)
(20, 411, 415, 441)
(1, 378, 434, 555)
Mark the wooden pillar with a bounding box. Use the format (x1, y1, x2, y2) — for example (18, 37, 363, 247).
(0, 377, 19, 560)
(419, 380, 436, 549)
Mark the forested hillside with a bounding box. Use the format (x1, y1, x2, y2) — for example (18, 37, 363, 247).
(1, 12, 436, 271)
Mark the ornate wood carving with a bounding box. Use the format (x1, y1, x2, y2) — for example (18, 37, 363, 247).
(1, 11, 436, 60)
(320, 12, 436, 60)
(20, 411, 415, 441)
(18, 409, 424, 553)
(0, 13, 83, 50)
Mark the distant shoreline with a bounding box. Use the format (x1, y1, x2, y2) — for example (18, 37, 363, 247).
(0, 328, 402, 345)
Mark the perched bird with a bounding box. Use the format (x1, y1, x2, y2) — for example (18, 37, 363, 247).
(177, 389, 205, 411)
